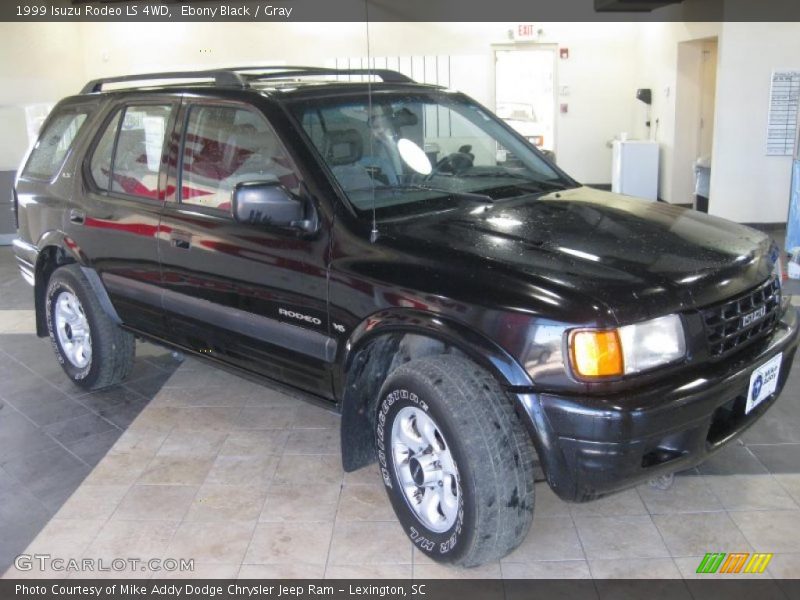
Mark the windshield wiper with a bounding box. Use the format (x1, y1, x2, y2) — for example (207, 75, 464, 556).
(513, 180, 571, 192)
(460, 170, 532, 179)
(347, 183, 494, 204)
(404, 184, 494, 204)
(459, 172, 572, 192)
(461, 171, 570, 189)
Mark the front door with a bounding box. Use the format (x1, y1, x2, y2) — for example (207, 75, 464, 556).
(157, 98, 334, 398)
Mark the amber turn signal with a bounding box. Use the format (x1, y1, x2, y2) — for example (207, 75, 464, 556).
(570, 330, 624, 378)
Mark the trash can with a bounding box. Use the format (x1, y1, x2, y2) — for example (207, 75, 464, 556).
(694, 156, 711, 213)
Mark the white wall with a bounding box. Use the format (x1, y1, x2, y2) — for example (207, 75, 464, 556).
(0, 22, 85, 169)
(0, 21, 638, 183)
(709, 22, 800, 224)
(76, 21, 639, 184)
(543, 23, 638, 183)
(632, 22, 721, 203)
(5, 19, 797, 224)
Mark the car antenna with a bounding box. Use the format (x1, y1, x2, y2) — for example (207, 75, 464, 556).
(365, 1, 379, 243)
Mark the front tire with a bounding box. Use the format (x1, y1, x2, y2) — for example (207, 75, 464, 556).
(376, 355, 536, 567)
(45, 264, 135, 390)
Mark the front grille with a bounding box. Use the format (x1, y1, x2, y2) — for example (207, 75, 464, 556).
(701, 277, 781, 359)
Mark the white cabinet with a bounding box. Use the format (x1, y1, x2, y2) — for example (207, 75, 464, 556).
(611, 140, 660, 201)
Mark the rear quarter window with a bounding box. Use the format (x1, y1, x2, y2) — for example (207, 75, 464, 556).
(22, 109, 89, 180)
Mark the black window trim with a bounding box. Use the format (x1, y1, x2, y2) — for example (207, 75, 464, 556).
(21, 105, 92, 184)
(174, 99, 299, 219)
(107, 108, 125, 194)
(83, 98, 178, 206)
(84, 106, 123, 194)
(176, 101, 228, 218)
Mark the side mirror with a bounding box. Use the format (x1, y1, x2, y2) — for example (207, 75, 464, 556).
(231, 182, 313, 231)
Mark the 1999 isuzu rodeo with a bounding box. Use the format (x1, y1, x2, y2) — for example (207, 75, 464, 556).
(13, 66, 799, 566)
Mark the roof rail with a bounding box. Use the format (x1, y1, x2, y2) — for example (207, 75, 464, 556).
(227, 65, 414, 83)
(79, 65, 414, 95)
(80, 69, 248, 94)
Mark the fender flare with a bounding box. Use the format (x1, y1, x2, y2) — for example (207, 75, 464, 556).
(32, 231, 120, 335)
(340, 308, 534, 389)
(337, 309, 535, 472)
(36, 230, 83, 263)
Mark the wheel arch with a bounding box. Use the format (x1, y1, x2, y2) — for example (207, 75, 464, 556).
(33, 233, 78, 337)
(32, 231, 119, 337)
(337, 309, 535, 472)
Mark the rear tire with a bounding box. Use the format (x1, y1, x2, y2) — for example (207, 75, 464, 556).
(45, 264, 135, 390)
(375, 355, 536, 567)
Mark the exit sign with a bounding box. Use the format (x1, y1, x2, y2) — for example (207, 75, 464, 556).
(514, 24, 538, 41)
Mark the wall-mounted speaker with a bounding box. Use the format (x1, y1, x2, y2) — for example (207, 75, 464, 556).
(636, 88, 653, 105)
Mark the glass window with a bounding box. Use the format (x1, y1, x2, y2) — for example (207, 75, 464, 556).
(89, 111, 122, 191)
(180, 105, 300, 211)
(23, 110, 88, 180)
(111, 105, 171, 199)
(290, 92, 571, 219)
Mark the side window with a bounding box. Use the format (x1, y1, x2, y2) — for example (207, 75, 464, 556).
(89, 111, 122, 191)
(23, 110, 88, 180)
(111, 105, 171, 199)
(180, 105, 300, 211)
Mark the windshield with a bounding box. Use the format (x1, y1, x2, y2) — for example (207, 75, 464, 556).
(289, 91, 575, 218)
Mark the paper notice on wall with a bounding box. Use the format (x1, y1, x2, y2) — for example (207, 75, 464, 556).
(142, 116, 166, 172)
(767, 70, 800, 156)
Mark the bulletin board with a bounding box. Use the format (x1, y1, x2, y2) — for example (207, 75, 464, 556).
(767, 70, 800, 156)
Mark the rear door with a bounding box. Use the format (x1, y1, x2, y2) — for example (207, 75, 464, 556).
(75, 96, 179, 335)
(157, 97, 335, 398)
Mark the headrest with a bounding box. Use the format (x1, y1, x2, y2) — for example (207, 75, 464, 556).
(225, 125, 279, 158)
(323, 129, 363, 166)
(391, 107, 418, 128)
(232, 123, 258, 136)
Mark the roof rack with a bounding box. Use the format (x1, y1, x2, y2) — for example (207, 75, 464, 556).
(80, 65, 414, 94)
(81, 69, 247, 94)
(232, 66, 414, 84)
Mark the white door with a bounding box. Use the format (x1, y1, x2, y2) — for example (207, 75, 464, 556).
(494, 48, 557, 153)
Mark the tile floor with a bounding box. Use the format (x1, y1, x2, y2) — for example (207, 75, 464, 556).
(0, 246, 799, 583)
(1, 352, 799, 583)
(0, 249, 179, 572)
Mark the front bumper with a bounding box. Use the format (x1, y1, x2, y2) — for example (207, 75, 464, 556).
(516, 302, 800, 502)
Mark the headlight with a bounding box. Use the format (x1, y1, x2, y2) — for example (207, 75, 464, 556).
(569, 314, 686, 379)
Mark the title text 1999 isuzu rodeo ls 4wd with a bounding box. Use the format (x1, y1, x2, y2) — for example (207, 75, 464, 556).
(12, 66, 799, 566)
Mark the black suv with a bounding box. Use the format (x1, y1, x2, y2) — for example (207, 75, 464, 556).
(12, 66, 799, 567)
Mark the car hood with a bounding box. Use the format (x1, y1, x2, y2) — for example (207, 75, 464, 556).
(381, 187, 775, 325)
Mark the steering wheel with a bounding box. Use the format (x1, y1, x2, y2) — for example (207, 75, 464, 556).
(426, 152, 474, 179)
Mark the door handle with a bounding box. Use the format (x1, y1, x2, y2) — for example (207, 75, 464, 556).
(68, 209, 85, 225)
(170, 231, 192, 250)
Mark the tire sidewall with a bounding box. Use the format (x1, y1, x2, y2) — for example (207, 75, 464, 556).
(376, 374, 476, 563)
(45, 269, 98, 387)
